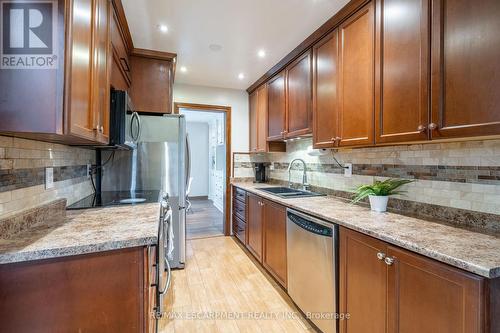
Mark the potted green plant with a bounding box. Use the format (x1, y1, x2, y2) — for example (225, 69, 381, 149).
(351, 178, 414, 212)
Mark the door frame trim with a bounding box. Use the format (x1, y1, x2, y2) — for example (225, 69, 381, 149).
(173, 102, 232, 236)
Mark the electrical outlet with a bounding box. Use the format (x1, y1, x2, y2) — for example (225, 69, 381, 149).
(87, 164, 92, 178)
(45, 167, 54, 189)
(344, 163, 353, 177)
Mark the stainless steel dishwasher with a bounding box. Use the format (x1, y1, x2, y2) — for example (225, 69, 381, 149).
(286, 208, 338, 333)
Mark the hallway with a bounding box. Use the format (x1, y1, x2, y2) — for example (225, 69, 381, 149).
(186, 199, 224, 239)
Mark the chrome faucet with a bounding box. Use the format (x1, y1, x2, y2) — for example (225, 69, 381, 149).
(287, 158, 309, 191)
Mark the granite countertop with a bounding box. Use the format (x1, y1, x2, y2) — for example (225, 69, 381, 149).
(232, 181, 500, 279)
(0, 203, 160, 264)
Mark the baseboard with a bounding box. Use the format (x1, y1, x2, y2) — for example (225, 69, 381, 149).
(190, 196, 209, 200)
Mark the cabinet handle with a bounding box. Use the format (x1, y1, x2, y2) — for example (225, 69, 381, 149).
(120, 57, 130, 72)
(384, 257, 395, 266)
(428, 123, 438, 130)
(376, 252, 386, 261)
(417, 125, 426, 132)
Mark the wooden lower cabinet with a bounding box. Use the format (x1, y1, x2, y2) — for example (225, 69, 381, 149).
(340, 227, 387, 333)
(340, 227, 496, 333)
(242, 191, 287, 288)
(262, 199, 287, 288)
(232, 186, 247, 244)
(246, 193, 264, 261)
(0, 246, 156, 333)
(386, 246, 484, 333)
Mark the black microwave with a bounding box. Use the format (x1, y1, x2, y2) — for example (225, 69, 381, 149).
(109, 90, 140, 149)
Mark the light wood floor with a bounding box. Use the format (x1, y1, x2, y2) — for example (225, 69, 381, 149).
(158, 236, 315, 333)
(186, 199, 224, 240)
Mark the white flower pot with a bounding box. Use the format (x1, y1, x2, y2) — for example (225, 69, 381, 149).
(368, 195, 389, 212)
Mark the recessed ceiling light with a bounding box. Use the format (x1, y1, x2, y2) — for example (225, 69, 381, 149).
(180, 66, 187, 73)
(158, 24, 168, 33)
(238, 73, 245, 80)
(258, 49, 266, 58)
(209, 44, 223, 52)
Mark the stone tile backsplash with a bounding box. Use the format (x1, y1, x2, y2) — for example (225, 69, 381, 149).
(234, 138, 500, 216)
(0, 136, 94, 218)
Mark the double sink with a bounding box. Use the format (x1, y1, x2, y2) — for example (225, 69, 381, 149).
(257, 186, 325, 199)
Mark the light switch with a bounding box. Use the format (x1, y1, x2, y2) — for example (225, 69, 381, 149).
(344, 163, 353, 177)
(45, 167, 54, 189)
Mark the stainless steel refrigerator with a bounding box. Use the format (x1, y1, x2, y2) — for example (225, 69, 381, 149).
(101, 114, 188, 269)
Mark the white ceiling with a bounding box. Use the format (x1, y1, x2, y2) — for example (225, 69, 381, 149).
(122, 0, 349, 90)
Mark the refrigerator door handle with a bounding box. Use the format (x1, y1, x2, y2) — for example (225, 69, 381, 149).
(185, 133, 191, 188)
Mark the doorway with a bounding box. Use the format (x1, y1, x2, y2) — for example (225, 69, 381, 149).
(174, 103, 231, 239)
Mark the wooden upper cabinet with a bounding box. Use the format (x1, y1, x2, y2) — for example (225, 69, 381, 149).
(249, 90, 258, 152)
(249, 84, 286, 153)
(267, 72, 287, 141)
(92, 0, 112, 143)
(375, 0, 430, 144)
(338, 2, 375, 147)
(312, 30, 339, 149)
(246, 194, 264, 262)
(0, 0, 111, 145)
(66, 0, 98, 142)
(110, 6, 131, 89)
(66, 0, 111, 144)
(340, 227, 387, 333)
(262, 199, 287, 288)
(286, 50, 313, 137)
(256, 85, 268, 152)
(430, 0, 500, 139)
(386, 246, 485, 333)
(130, 53, 174, 114)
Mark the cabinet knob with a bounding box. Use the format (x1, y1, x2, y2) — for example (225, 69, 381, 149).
(384, 257, 395, 266)
(376, 252, 386, 261)
(417, 125, 426, 132)
(428, 123, 438, 130)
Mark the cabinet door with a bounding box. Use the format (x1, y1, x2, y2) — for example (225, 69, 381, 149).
(92, 0, 111, 144)
(110, 8, 131, 86)
(430, 0, 500, 139)
(130, 56, 172, 113)
(262, 200, 287, 287)
(246, 194, 263, 262)
(286, 50, 312, 137)
(375, 0, 429, 144)
(66, 0, 97, 141)
(338, 2, 375, 147)
(340, 227, 387, 333)
(267, 72, 287, 140)
(386, 246, 485, 333)
(312, 30, 339, 149)
(249, 91, 258, 152)
(256, 84, 268, 152)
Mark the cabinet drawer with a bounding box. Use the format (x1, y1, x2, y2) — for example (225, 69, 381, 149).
(233, 187, 246, 203)
(233, 197, 246, 221)
(233, 214, 246, 244)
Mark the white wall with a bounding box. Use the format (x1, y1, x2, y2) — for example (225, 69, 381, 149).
(186, 122, 209, 196)
(173, 83, 249, 153)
